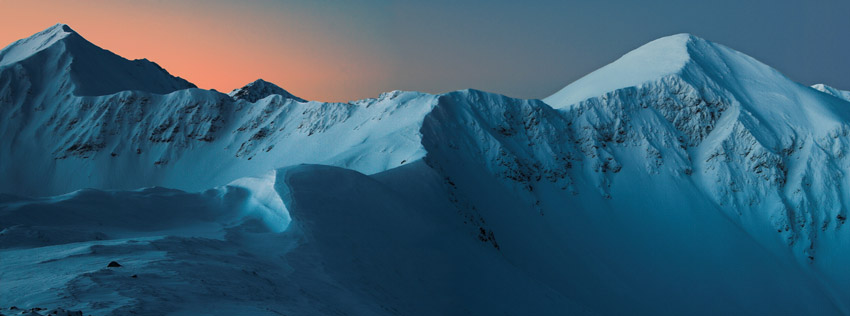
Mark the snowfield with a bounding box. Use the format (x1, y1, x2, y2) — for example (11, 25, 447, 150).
(3, 24, 850, 315)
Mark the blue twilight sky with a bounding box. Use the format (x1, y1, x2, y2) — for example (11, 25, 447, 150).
(3, 0, 846, 101)
(349, 0, 850, 100)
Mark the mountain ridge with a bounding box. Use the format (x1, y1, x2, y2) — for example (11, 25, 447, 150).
(4, 23, 850, 315)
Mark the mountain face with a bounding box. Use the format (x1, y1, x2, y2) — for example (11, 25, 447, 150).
(3, 25, 850, 315)
(544, 33, 850, 260)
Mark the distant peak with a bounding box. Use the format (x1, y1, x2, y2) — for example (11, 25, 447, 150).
(229, 79, 306, 103)
(249, 78, 273, 85)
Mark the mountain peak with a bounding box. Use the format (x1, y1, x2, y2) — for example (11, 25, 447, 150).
(0, 23, 77, 67)
(48, 23, 76, 34)
(229, 79, 306, 103)
(543, 33, 699, 108)
(0, 23, 196, 96)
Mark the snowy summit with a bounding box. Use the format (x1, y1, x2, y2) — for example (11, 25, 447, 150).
(544, 33, 695, 108)
(228, 78, 306, 103)
(0, 23, 76, 67)
(0, 23, 195, 96)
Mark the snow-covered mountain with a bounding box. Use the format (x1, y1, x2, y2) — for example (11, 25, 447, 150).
(0, 24, 195, 96)
(0, 24, 432, 196)
(228, 78, 306, 103)
(3, 24, 850, 315)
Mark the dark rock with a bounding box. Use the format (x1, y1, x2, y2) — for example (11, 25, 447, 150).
(107, 261, 122, 268)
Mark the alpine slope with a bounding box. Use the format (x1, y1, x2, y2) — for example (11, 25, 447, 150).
(2, 24, 850, 315)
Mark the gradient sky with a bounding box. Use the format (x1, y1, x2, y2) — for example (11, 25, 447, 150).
(0, 0, 847, 102)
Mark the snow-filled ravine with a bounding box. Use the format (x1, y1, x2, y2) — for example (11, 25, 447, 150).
(3, 24, 850, 315)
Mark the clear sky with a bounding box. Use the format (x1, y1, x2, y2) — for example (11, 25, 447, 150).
(0, 0, 847, 102)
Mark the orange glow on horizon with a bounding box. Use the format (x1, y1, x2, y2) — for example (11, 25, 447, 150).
(0, 1, 394, 102)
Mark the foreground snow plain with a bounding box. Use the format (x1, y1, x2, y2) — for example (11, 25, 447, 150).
(3, 24, 850, 315)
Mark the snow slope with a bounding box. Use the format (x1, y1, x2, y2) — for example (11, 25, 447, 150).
(544, 33, 693, 108)
(4, 25, 850, 314)
(2, 162, 840, 315)
(0, 164, 594, 315)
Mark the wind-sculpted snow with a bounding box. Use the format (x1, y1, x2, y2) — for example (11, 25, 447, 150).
(5, 24, 850, 314)
(0, 183, 286, 250)
(813, 83, 850, 102)
(4, 162, 841, 315)
(0, 164, 595, 315)
(0, 173, 293, 314)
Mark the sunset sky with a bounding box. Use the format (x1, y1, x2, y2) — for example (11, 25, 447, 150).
(1, 0, 848, 102)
